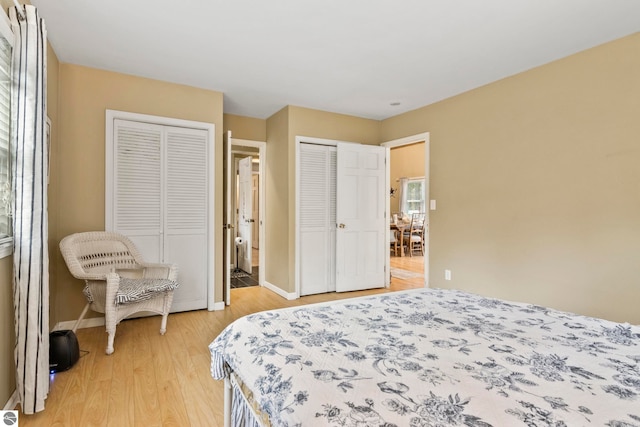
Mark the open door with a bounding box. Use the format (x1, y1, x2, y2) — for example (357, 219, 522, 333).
(335, 143, 386, 292)
(224, 131, 232, 305)
(237, 156, 253, 273)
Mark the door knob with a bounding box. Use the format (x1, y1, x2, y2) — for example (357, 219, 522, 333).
(338, 223, 346, 229)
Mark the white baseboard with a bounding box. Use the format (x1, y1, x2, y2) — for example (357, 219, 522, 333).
(210, 301, 225, 311)
(263, 281, 297, 300)
(53, 316, 105, 332)
(3, 390, 18, 410)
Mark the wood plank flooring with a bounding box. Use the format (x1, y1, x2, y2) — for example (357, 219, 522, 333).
(17, 256, 424, 426)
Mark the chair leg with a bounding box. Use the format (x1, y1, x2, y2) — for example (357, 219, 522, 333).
(160, 313, 168, 335)
(106, 331, 115, 355)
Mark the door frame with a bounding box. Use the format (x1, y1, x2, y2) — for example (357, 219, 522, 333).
(381, 132, 431, 287)
(224, 132, 266, 305)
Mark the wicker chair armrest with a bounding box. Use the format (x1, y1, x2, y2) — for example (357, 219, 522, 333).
(75, 272, 109, 281)
(138, 263, 178, 280)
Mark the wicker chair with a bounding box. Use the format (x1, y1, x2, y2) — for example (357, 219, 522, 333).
(59, 231, 179, 354)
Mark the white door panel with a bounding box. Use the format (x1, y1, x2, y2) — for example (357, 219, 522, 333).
(300, 231, 330, 295)
(125, 235, 162, 264)
(238, 156, 253, 273)
(336, 143, 386, 292)
(164, 126, 208, 311)
(299, 144, 337, 296)
(165, 233, 207, 311)
(224, 132, 232, 305)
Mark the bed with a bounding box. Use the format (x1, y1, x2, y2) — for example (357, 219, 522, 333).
(209, 288, 640, 426)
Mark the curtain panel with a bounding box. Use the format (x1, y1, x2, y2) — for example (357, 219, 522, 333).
(398, 177, 408, 217)
(10, 5, 49, 414)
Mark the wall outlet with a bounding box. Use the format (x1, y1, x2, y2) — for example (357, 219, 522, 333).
(444, 269, 452, 281)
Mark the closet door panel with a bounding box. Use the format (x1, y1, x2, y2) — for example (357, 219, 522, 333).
(112, 119, 163, 262)
(164, 126, 208, 311)
(299, 144, 336, 296)
(164, 233, 207, 310)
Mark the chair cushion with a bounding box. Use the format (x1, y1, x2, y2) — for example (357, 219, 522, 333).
(82, 278, 179, 305)
(115, 278, 179, 305)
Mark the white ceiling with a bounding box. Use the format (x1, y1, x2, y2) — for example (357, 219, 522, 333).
(30, 0, 640, 120)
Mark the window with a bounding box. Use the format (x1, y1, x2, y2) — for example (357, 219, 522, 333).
(400, 177, 426, 215)
(0, 14, 13, 258)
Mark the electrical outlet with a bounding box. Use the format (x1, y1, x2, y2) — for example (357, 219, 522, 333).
(444, 269, 452, 281)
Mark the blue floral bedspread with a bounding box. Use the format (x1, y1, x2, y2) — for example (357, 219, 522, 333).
(209, 288, 640, 426)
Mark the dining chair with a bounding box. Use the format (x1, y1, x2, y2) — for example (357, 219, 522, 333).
(390, 229, 400, 256)
(403, 213, 425, 257)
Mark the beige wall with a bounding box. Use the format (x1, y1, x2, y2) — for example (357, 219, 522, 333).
(0, 256, 13, 406)
(381, 33, 640, 324)
(223, 113, 266, 141)
(47, 40, 60, 332)
(54, 64, 224, 322)
(265, 107, 289, 289)
(390, 142, 425, 214)
(264, 106, 380, 293)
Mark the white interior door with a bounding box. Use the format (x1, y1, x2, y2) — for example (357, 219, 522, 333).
(224, 131, 232, 305)
(335, 143, 386, 292)
(237, 156, 253, 273)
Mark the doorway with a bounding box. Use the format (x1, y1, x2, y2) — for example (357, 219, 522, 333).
(381, 132, 430, 287)
(224, 131, 266, 305)
(231, 153, 260, 288)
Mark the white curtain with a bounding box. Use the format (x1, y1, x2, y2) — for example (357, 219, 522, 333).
(398, 177, 408, 217)
(10, 5, 49, 414)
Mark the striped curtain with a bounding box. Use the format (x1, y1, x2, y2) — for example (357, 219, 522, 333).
(10, 5, 49, 414)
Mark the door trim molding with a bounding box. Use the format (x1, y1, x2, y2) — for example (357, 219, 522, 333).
(105, 109, 216, 310)
(381, 132, 430, 288)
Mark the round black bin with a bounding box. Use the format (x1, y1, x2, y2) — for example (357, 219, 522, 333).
(49, 330, 79, 373)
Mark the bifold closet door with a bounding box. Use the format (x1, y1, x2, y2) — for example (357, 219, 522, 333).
(163, 126, 208, 312)
(111, 120, 163, 259)
(299, 144, 336, 296)
(109, 119, 208, 312)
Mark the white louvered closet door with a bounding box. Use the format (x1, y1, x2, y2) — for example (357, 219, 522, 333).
(299, 143, 336, 296)
(163, 126, 208, 312)
(113, 120, 164, 261)
(110, 119, 209, 312)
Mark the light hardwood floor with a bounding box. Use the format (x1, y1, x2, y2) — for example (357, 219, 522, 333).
(17, 256, 424, 426)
